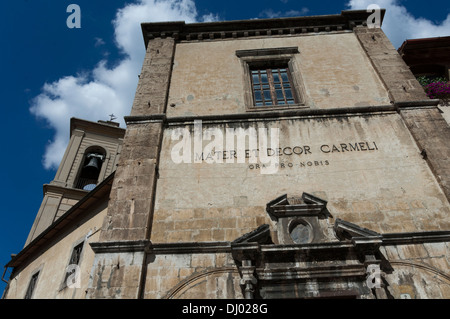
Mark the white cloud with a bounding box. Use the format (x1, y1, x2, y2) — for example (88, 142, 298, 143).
(94, 37, 105, 47)
(30, 0, 216, 170)
(347, 0, 450, 48)
(201, 12, 220, 22)
(287, 8, 309, 16)
(259, 7, 309, 19)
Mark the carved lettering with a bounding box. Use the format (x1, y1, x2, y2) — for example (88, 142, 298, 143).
(359, 142, 367, 151)
(283, 147, 292, 155)
(248, 159, 330, 170)
(320, 144, 330, 153)
(293, 146, 303, 155)
(194, 152, 204, 161)
(191, 141, 379, 166)
(349, 143, 360, 151)
(366, 142, 375, 151)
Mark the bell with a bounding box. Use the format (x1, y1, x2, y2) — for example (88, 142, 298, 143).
(84, 156, 100, 174)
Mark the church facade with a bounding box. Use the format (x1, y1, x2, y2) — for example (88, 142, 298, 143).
(3, 9, 450, 299)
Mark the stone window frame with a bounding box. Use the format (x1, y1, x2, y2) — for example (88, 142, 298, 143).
(236, 47, 308, 112)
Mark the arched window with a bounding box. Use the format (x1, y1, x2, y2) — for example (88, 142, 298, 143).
(75, 147, 106, 191)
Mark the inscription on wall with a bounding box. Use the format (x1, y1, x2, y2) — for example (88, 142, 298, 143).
(248, 141, 379, 171)
(193, 141, 379, 170)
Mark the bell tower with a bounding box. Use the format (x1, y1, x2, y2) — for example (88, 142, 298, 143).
(24, 118, 125, 246)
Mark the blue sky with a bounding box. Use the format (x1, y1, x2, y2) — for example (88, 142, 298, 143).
(1, 0, 449, 295)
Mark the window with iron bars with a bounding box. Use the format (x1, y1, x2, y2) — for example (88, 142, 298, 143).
(250, 66, 298, 107)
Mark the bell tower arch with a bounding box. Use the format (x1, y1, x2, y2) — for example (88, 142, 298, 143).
(74, 146, 107, 191)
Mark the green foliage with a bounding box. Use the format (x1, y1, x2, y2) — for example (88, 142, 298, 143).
(416, 75, 447, 87)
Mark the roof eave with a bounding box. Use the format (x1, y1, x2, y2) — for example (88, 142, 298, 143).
(141, 9, 386, 48)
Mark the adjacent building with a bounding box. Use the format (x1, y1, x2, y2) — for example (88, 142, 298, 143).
(3, 9, 450, 299)
(398, 35, 450, 124)
(398, 36, 450, 82)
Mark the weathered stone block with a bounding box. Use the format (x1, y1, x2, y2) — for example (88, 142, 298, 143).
(191, 254, 215, 268)
(397, 244, 429, 260)
(212, 228, 226, 241)
(423, 242, 448, 257)
(219, 217, 237, 229)
(192, 229, 212, 242)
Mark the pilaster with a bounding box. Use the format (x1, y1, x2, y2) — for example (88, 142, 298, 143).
(88, 36, 176, 298)
(355, 26, 450, 203)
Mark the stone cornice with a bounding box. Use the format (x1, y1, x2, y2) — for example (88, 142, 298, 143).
(124, 105, 399, 127)
(141, 10, 386, 47)
(381, 231, 450, 245)
(86, 228, 450, 256)
(43, 183, 89, 197)
(90, 240, 151, 254)
(394, 99, 440, 108)
(125, 103, 444, 127)
(70, 117, 126, 139)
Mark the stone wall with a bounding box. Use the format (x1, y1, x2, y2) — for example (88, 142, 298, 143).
(381, 242, 450, 298)
(167, 32, 390, 117)
(152, 113, 450, 245)
(354, 26, 450, 203)
(144, 252, 242, 299)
